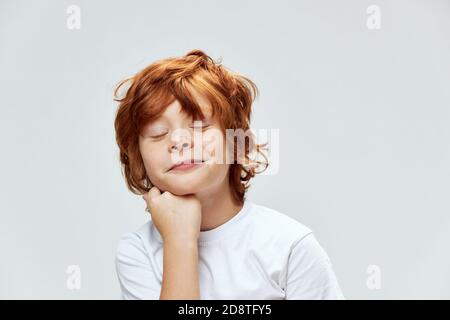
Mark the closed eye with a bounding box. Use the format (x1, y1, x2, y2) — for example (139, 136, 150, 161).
(150, 132, 168, 139)
(190, 123, 211, 130)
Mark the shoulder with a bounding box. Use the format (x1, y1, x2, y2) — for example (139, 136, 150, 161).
(248, 202, 314, 246)
(284, 232, 345, 299)
(115, 220, 160, 264)
(248, 203, 334, 271)
(244, 202, 344, 297)
(115, 221, 163, 300)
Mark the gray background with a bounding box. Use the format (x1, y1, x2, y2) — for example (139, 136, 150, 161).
(1, 0, 449, 299)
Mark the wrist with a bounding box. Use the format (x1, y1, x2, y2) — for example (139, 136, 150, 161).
(164, 237, 198, 248)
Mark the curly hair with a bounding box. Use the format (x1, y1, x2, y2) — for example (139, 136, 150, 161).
(113, 49, 268, 205)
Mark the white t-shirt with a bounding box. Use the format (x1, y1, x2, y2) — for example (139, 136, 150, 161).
(115, 200, 345, 300)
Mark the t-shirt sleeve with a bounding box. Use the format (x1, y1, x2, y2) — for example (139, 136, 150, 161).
(285, 232, 345, 300)
(115, 232, 162, 300)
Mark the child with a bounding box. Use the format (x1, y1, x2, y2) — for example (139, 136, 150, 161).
(113, 49, 344, 299)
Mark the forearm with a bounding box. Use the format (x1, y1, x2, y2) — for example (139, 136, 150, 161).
(159, 239, 200, 299)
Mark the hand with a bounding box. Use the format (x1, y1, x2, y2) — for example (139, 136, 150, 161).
(143, 187, 202, 244)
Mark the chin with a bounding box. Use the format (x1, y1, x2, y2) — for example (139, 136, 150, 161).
(164, 176, 206, 196)
(166, 185, 202, 196)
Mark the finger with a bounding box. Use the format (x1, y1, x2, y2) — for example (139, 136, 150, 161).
(148, 186, 161, 201)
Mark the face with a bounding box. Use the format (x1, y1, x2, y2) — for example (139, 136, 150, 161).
(138, 90, 231, 196)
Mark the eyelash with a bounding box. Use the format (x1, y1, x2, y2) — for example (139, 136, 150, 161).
(190, 124, 211, 130)
(150, 132, 168, 139)
(150, 125, 210, 139)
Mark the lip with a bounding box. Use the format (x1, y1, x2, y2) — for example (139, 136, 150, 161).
(169, 159, 205, 171)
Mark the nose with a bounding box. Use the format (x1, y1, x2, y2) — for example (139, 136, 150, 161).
(169, 132, 193, 153)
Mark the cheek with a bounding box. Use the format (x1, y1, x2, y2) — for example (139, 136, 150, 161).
(202, 130, 229, 163)
(202, 161, 230, 186)
(140, 146, 166, 175)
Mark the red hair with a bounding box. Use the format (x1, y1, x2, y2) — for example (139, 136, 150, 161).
(113, 49, 268, 205)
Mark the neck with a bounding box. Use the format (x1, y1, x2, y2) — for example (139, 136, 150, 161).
(195, 178, 244, 232)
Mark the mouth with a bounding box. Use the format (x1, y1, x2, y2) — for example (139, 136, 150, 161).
(169, 159, 205, 171)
